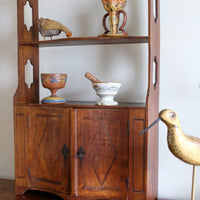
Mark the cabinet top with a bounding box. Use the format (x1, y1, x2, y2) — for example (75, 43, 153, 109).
(24, 101, 146, 109)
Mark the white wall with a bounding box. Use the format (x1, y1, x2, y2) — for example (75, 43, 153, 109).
(1, 0, 200, 199)
(159, 1, 200, 199)
(0, 0, 17, 179)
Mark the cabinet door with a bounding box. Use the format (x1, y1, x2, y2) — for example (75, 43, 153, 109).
(28, 107, 70, 194)
(74, 109, 128, 198)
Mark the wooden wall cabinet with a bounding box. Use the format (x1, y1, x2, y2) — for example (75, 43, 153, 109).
(14, 1, 160, 200)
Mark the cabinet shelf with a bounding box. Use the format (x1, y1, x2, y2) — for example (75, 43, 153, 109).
(20, 36, 149, 47)
(27, 101, 146, 108)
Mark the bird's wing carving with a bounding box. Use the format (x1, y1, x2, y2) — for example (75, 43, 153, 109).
(41, 19, 71, 33)
(184, 133, 200, 145)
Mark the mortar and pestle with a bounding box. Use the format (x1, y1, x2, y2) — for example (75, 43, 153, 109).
(85, 72, 121, 106)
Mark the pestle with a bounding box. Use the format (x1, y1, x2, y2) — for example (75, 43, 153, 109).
(85, 72, 101, 83)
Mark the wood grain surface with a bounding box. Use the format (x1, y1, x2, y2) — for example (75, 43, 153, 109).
(0, 179, 171, 200)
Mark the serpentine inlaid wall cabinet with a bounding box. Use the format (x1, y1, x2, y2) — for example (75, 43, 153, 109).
(14, 0, 160, 200)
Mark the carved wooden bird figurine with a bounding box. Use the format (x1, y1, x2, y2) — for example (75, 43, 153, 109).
(159, 109, 200, 166)
(140, 109, 200, 200)
(38, 18, 72, 40)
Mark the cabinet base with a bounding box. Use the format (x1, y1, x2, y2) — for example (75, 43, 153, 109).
(16, 190, 129, 200)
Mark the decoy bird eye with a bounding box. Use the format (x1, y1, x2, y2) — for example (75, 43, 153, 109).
(169, 112, 176, 118)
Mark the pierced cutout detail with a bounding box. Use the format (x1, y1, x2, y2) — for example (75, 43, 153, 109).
(152, 56, 158, 89)
(25, 59, 33, 88)
(24, 1, 33, 31)
(152, 0, 157, 22)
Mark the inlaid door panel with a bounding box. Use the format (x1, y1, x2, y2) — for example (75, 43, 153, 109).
(75, 109, 128, 198)
(28, 107, 70, 194)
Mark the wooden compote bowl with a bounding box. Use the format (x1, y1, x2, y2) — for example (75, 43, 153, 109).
(41, 73, 67, 104)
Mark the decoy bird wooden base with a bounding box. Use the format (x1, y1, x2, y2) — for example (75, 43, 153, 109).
(14, 0, 160, 200)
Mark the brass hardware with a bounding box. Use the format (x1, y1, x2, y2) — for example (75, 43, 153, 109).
(62, 144, 69, 160)
(76, 147, 85, 161)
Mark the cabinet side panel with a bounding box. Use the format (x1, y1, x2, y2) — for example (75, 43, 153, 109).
(14, 105, 29, 194)
(14, 46, 39, 104)
(129, 108, 145, 200)
(15, 114, 26, 178)
(16, 0, 39, 104)
(17, 0, 38, 43)
(146, 0, 160, 199)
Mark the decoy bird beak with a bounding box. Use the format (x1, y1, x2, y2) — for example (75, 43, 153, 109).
(139, 118, 161, 135)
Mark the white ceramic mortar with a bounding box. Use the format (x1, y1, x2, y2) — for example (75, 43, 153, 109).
(92, 82, 121, 106)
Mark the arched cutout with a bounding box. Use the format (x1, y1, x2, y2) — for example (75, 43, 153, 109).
(23, 190, 64, 200)
(25, 59, 33, 88)
(152, 56, 158, 89)
(24, 1, 33, 31)
(152, 0, 158, 22)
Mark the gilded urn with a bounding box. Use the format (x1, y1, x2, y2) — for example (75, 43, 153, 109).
(100, 0, 128, 37)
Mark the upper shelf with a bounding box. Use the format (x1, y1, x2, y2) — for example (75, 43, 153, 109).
(20, 36, 149, 47)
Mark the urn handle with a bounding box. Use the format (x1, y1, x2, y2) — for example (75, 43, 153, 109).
(102, 13, 110, 34)
(117, 10, 128, 35)
(102, 10, 128, 35)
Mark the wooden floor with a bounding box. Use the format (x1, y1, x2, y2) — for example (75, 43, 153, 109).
(0, 179, 170, 200)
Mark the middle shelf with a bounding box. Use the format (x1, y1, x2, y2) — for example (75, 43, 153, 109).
(20, 36, 149, 47)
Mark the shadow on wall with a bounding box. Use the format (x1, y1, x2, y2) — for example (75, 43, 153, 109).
(0, 0, 17, 179)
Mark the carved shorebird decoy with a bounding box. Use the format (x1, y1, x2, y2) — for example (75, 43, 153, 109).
(140, 109, 200, 200)
(38, 18, 72, 40)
